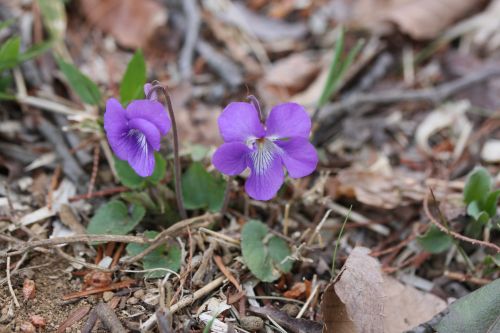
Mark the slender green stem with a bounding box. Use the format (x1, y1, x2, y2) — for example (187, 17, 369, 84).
(331, 205, 352, 277)
(147, 84, 187, 219)
(220, 176, 232, 216)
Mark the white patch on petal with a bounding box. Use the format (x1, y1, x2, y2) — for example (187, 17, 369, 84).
(127, 129, 148, 157)
(250, 139, 280, 175)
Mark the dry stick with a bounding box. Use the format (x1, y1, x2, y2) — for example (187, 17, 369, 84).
(319, 67, 500, 119)
(141, 275, 227, 332)
(121, 213, 217, 265)
(179, 0, 201, 79)
(214, 255, 242, 292)
(147, 84, 187, 219)
(95, 302, 126, 333)
(69, 186, 128, 202)
(423, 190, 500, 252)
(0, 234, 150, 258)
(444, 270, 491, 286)
(6, 256, 20, 307)
(87, 143, 100, 197)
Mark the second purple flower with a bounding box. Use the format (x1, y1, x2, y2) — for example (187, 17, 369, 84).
(104, 85, 171, 177)
(212, 100, 318, 200)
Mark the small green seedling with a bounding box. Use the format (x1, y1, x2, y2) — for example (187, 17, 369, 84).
(463, 167, 500, 237)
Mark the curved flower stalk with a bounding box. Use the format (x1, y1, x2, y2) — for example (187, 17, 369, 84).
(212, 98, 318, 201)
(104, 83, 187, 219)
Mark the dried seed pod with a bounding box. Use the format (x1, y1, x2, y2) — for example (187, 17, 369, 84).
(23, 279, 36, 300)
(30, 314, 46, 328)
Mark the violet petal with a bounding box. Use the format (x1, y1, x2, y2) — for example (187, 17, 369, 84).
(266, 103, 311, 139)
(126, 99, 171, 136)
(128, 118, 161, 151)
(212, 142, 250, 175)
(245, 151, 284, 200)
(276, 137, 318, 178)
(218, 102, 265, 143)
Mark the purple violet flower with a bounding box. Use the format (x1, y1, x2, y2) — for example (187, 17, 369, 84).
(104, 85, 171, 177)
(212, 101, 318, 200)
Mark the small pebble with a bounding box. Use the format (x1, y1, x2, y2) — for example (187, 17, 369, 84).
(133, 289, 145, 299)
(103, 291, 114, 302)
(240, 316, 264, 331)
(30, 314, 46, 328)
(20, 322, 36, 333)
(281, 303, 300, 317)
(127, 297, 139, 305)
(23, 279, 36, 300)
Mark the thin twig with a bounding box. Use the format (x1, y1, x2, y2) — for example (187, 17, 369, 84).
(296, 284, 319, 319)
(423, 190, 500, 252)
(6, 256, 20, 307)
(122, 213, 217, 265)
(1, 234, 150, 258)
(96, 302, 126, 333)
(214, 255, 242, 292)
(319, 67, 500, 119)
(179, 0, 200, 79)
(69, 186, 128, 202)
(444, 270, 491, 285)
(147, 84, 187, 219)
(140, 275, 227, 332)
(87, 142, 100, 197)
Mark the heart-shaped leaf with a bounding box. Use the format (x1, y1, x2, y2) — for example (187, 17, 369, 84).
(241, 220, 293, 282)
(87, 200, 145, 235)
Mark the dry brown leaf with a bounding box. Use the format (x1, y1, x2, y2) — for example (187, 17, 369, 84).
(353, 0, 484, 40)
(383, 276, 447, 332)
(322, 247, 385, 333)
(80, 0, 167, 48)
(264, 52, 321, 94)
(329, 168, 425, 209)
(322, 247, 447, 333)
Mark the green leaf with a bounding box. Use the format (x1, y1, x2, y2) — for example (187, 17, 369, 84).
(38, 0, 67, 41)
(417, 225, 453, 254)
(56, 57, 102, 105)
(18, 41, 52, 62)
(121, 191, 158, 211)
(464, 167, 492, 205)
(203, 317, 216, 333)
(317, 28, 344, 108)
(114, 153, 166, 189)
(120, 49, 146, 105)
(0, 37, 20, 71)
(182, 162, 226, 212)
(466, 201, 490, 224)
(126, 231, 181, 278)
(87, 200, 145, 235)
(435, 279, 500, 333)
(241, 220, 293, 282)
(465, 219, 484, 239)
(483, 189, 500, 218)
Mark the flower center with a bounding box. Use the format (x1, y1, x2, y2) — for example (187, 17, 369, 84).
(250, 138, 276, 175)
(127, 129, 148, 153)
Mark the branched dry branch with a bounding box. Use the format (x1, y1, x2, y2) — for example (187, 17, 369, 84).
(423, 190, 500, 252)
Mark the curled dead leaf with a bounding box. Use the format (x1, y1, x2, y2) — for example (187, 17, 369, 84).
(415, 100, 472, 161)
